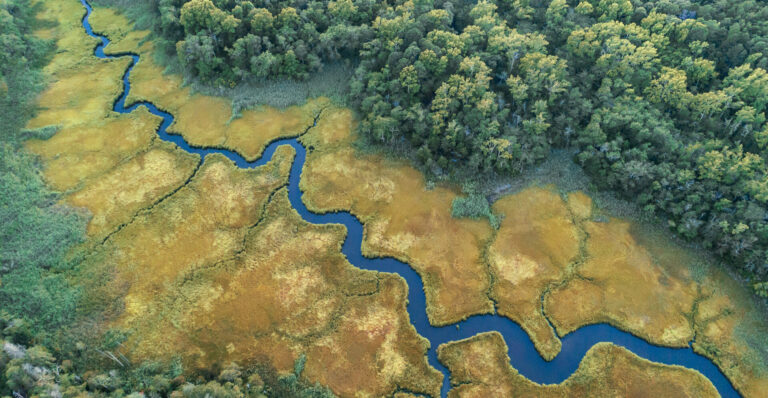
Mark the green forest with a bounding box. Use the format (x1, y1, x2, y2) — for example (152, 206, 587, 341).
(142, 0, 768, 296)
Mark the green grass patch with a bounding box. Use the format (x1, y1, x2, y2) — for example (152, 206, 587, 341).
(451, 184, 501, 229)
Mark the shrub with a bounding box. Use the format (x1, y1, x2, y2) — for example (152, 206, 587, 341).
(452, 194, 501, 229)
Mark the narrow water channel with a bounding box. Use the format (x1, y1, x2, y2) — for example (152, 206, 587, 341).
(78, 1, 740, 396)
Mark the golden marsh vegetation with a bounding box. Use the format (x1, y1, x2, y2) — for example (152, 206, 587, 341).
(23, 2, 442, 395)
(22, 0, 768, 396)
(298, 109, 768, 395)
(438, 332, 719, 397)
(25, 1, 200, 241)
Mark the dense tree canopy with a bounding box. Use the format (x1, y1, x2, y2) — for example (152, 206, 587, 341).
(155, 0, 387, 84)
(144, 0, 768, 296)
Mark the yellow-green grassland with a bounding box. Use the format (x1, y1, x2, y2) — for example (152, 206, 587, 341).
(21, 0, 768, 397)
(24, 1, 442, 396)
(438, 332, 719, 397)
(297, 108, 768, 395)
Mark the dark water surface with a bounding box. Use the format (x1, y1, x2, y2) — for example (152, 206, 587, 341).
(77, 1, 740, 396)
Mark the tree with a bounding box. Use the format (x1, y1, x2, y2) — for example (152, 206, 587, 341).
(645, 67, 691, 109)
(180, 0, 239, 36)
(249, 8, 274, 36)
(177, 33, 222, 81)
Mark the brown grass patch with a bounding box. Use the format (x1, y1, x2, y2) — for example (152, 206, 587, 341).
(87, 7, 150, 54)
(305, 275, 442, 397)
(438, 332, 718, 398)
(34, 0, 101, 75)
(95, 16, 329, 162)
(26, 1, 129, 130)
(66, 142, 199, 237)
(566, 191, 593, 221)
(300, 105, 356, 149)
(121, 41, 187, 109)
(488, 186, 581, 360)
(106, 149, 294, 323)
(689, 262, 768, 397)
(26, 58, 131, 130)
(545, 219, 698, 348)
(301, 142, 495, 326)
(111, 186, 441, 397)
(26, 108, 160, 191)
(166, 95, 323, 160)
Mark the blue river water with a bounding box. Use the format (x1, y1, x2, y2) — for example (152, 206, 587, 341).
(77, 1, 740, 396)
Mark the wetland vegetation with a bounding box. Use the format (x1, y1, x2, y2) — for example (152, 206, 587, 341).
(438, 332, 720, 397)
(2, 0, 768, 397)
(100, 0, 768, 298)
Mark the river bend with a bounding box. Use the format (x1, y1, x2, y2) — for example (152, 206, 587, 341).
(77, 1, 740, 396)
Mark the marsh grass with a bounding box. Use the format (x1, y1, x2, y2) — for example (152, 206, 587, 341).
(473, 149, 768, 384)
(734, 309, 768, 372)
(30, 2, 768, 392)
(199, 63, 354, 115)
(451, 192, 501, 229)
(21, 125, 59, 141)
(689, 261, 713, 284)
(90, 0, 158, 31)
(439, 332, 720, 397)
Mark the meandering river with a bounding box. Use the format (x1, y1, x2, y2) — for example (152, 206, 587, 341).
(78, 1, 740, 396)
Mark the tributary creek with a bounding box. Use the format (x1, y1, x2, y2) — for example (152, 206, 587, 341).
(78, 1, 739, 396)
